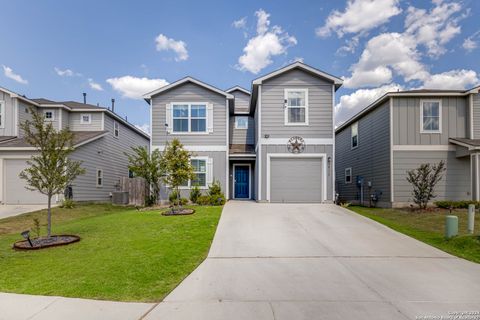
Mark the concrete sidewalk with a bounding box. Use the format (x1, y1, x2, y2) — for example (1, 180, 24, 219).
(0, 293, 154, 320)
(0, 205, 50, 220)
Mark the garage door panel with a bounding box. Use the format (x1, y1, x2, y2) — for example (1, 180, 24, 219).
(5, 159, 47, 204)
(270, 157, 323, 203)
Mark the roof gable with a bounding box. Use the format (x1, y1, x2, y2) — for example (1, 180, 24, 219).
(144, 77, 234, 99)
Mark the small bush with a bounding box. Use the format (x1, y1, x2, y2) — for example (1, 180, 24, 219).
(197, 195, 211, 205)
(434, 200, 480, 209)
(168, 190, 188, 206)
(209, 194, 225, 206)
(190, 185, 201, 204)
(60, 199, 75, 209)
(32, 218, 41, 238)
(340, 202, 351, 208)
(206, 180, 225, 206)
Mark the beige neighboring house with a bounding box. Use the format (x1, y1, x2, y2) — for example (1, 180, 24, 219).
(0, 87, 149, 204)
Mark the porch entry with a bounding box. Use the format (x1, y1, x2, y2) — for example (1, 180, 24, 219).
(234, 165, 250, 199)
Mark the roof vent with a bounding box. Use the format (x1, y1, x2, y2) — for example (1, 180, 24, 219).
(111, 98, 115, 113)
(83, 92, 87, 104)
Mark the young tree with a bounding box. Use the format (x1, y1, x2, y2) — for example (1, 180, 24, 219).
(125, 146, 163, 206)
(20, 107, 85, 237)
(159, 138, 195, 211)
(406, 161, 446, 209)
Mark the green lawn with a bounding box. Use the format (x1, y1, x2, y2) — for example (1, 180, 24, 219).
(0, 204, 222, 302)
(348, 206, 480, 263)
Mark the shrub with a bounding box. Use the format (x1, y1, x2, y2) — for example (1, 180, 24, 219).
(197, 195, 211, 205)
(60, 198, 75, 209)
(209, 194, 225, 206)
(406, 161, 446, 209)
(169, 190, 188, 206)
(434, 200, 480, 209)
(190, 185, 201, 204)
(208, 180, 223, 197)
(32, 218, 41, 238)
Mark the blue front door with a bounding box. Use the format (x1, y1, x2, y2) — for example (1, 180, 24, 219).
(234, 166, 249, 199)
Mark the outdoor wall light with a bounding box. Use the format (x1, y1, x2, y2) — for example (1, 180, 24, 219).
(264, 134, 270, 138)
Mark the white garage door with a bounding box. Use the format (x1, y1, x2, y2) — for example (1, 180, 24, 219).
(4, 159, 47, 204)
(270, 157, 323, 203)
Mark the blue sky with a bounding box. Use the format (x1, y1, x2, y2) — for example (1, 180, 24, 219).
(0, 0, 479, 131)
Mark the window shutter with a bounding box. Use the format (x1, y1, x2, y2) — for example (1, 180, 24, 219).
(207, 103, 214, 133)
(166, 103, 173, 133)
(207, 157, 213, 185)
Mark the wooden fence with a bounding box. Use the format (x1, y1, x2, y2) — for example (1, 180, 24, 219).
(120, 177, 147, 206)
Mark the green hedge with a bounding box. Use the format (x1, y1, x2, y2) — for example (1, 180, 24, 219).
(434, 200, 480, 209)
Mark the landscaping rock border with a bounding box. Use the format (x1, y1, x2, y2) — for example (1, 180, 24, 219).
(13, 235, 81, 250)
(162, 208, 195, 216)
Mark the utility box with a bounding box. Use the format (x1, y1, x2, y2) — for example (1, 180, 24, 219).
(445, 215, 458, 239)
(112, 191, 129, 205)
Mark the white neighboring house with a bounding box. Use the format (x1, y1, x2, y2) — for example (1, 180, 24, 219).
(0, 87, 149, 204)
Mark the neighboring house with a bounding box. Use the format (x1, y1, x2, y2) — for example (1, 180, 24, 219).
(144, 62, 343, 203)
(335, 87, 480, 208)
(0, 87, 150, 204)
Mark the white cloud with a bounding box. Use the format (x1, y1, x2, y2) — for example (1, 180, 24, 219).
(335, 83, 403, 125)
(233, 17, 247, 29)
(237, 9, 297, 74)
(135, 123, 151, 135)
(422, 69, 479, 89)
(404, 1, 463, 58)
(106, 76, 169, 99)
(343, 32, 429, 88)
(463, 31, 480, 53)
(155, 34, 188, 61)
(54, 67, 81, 77)
(88, 78, 104, 91)
(316, 0, 402, 38)
(2, 65, 28, 84)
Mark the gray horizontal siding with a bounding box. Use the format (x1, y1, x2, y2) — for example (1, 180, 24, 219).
(159, 151, 227, 201)
(151, 82, 227, 146)
(0, 93, 18, 136)
(68, 112, 103, 131)
(393, 151, 471, 203)
(229, 116, 254, 145)
(17, 101, 36, 137)
(392, 96, 468, 145)
(473, 94, 480, 139)
(260, 144, 333, 201)
(232, 90, 250, 114)
(260, 69, 333, 139)
(335, 101, 391, 206)
(70, 114, 149, 202)
(61, 109, 69, 130)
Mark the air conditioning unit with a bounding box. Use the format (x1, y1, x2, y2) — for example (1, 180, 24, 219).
(112, 191, 129, 205)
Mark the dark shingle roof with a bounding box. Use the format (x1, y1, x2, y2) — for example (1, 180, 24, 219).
(449, 138, 480, 148)
(32, 99, 105, 110)
(0, 131, 107, 148)
(229, 144, 255, 154)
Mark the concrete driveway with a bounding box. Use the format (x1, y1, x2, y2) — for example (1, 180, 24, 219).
(0, 204, 48, 220)
(146, 201, 480, 320)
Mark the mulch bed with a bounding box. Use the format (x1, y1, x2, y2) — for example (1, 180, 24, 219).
(13, 235, 80, 250)
(162, 208, 195, 216)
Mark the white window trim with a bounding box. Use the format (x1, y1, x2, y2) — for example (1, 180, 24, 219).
(80, 113, 92, 124)
(113, 120, 119, 137)
(96, 169, 103, 187)
(235, 116, 249, 129)
(351, 122, 358, 149)
(284, 88, 309, 126)
(171, 102, 208, 134)
(0, 100, 4, 129)
(345, 167, 352, 184)
(178, 156, 209, 190)
(420, 99, 442, 134)
(44, 109, 55, 121)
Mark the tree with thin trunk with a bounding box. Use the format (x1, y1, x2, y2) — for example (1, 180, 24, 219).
(19, 107, 85, 237)
(125, 146, 163, 206)
(406, 161, 446, 210)
(159, 138, 195, 212)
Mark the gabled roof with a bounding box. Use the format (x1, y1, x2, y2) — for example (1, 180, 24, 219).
(0, 86, 39, 106)
(226, 86, 251, 95)
(335, 85, 480, 133)
(449, 138, 480, 150)
(143, 76, 234, 100)
(252, 61, 343, 89)
(0, 131, 109, 150)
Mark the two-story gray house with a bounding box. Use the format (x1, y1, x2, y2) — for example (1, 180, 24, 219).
(144, 62, 343, 203)
(0, 87, 150, 204)
(335, 87, 480, 208)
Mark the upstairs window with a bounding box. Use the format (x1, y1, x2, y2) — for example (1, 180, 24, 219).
(285, 89, 308, 125)
(44, 110, 54, 121)
(80, 113, 91, 124)
(0, 101, 4, 128)
(351, 122, 358, 149)
(172, 103, 207, 133)
(421, 100, 441, 133)
(235, 116, 248, 129)
(96, 169, 103, 187)
(113, 121, 119, 137)
(345, 168, 352, 184)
